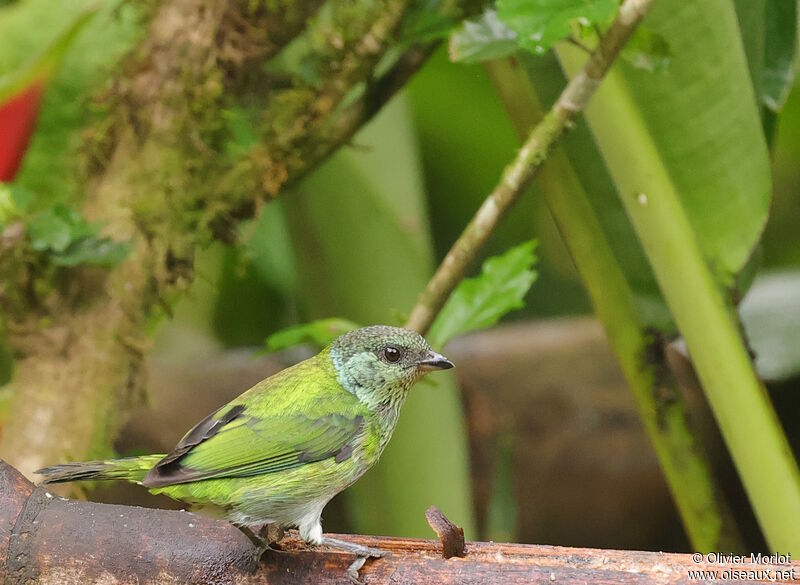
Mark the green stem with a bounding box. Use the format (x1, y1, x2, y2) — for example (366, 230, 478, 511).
(486, 58, 742, 551)
(558, 47, 800, 552)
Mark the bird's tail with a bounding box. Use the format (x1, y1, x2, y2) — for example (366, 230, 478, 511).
(35, 454, 165, 485)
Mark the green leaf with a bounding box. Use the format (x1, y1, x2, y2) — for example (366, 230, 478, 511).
(496, 0, 619, 54)
(401, 0, 457, 44)
(25, 204, 131, 267)
(449, 9, 520, 64)
(0, 5, 97, 103)
(51, 236, 132, 267)
(734, 0, 797, 142)
(0, 183, 32, 224)
(428, 240, 538, 349)
(621, 27, 671, 72)
(740, 272, 800, 383)
(762, 0, 796, 113)
(265, 318, 360, 352)
(27, 205, 94, 251)
(1, 0, 143, 206)
(544, 0, 771, 318)
(27, 207, 72, 252)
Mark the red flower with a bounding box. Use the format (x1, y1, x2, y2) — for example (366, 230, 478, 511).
(0, 81, 45, 181)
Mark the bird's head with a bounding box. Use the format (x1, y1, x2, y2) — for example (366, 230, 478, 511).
(329, 325, 453, 407)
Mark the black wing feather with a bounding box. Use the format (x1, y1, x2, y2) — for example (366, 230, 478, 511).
(143, 404, 245, 487)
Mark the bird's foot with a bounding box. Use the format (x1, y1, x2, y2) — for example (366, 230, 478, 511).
(320, 536, 388, 558)
(319, 536, 389, 584)
(347, 557, 368, 585)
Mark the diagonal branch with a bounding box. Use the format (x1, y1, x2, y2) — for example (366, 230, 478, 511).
(405, 0, 655, 335)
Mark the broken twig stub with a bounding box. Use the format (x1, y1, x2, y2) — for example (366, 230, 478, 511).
(426, 505, 466, 559)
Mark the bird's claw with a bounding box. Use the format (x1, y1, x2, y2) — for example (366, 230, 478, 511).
(346, 548, 391, 583)
(347, 557, 368, 585)
(317, 536, 389, 583)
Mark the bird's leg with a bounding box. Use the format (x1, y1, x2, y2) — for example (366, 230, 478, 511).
(301, 519, 389, 584)
(237, 523, 285, 562)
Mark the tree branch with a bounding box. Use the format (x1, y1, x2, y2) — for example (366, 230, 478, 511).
(233, 0, 412, 197)
(1, 461, 794, 584)
(405, 0, 655, 335)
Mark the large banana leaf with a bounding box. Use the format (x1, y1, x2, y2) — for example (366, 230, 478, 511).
(547, 0, 770, 328)
(284, 94, 476, 538)
(553, 0, 800, 551)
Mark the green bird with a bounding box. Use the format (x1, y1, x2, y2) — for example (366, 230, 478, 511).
(36, 325, 453, 579)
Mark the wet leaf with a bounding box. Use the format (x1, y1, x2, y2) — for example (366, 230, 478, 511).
(621, 26, 671, 72)
(497, 0, 619, 55)
(449, 9, 519, 64)
(428, 240, 538, 348)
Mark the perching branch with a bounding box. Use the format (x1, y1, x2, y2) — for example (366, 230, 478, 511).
(1, 461, 794, 584)
(405, 0, 655, 335)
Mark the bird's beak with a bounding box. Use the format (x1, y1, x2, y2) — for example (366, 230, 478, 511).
(419, 350, 455, 371)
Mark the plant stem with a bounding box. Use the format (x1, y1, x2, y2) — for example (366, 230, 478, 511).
(405, 0, 655, 335)
(557, 46, 800, 552)
(485, 57, 742, 551)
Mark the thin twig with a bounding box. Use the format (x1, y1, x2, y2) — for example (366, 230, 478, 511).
(565, 36, 592, 54)
(405, 0, 655, 335)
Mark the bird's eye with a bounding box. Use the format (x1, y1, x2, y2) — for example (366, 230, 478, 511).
(381, 345, 403, 363)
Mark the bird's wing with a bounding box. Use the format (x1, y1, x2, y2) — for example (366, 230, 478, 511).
(142, 367, 367, 488)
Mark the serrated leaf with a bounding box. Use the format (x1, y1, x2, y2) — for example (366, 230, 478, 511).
(621, 26, 671, 72)
(51, 236, 132, 267)
(428, 240, 538, 349)
(265, 318, 360, 352)
(449, 9, 520, 64)
(497, 0, 619, 54)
